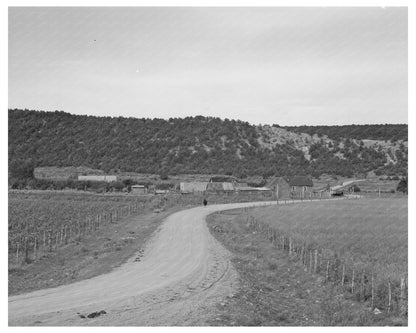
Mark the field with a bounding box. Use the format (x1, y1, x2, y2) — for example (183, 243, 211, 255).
(245, 197, 407, 315)
(8, 191, 158, 265)
(207, 209, 403, 326)
(205, 197, 408, 325)
(249, 198, 407, 278)
(8, 190, 275, 295)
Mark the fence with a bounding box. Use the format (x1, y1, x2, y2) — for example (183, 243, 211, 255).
(8, 199, 154, 265)
(245, 209, 408, 317)
(8, 191, 277, 266)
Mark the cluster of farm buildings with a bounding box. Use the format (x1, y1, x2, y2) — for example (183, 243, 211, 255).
(177, 175, 332, 199)
(33, 167, 357, 198)
(46, 173, 332, 199)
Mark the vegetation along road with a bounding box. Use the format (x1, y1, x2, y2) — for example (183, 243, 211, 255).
(9, 198, 354, 326)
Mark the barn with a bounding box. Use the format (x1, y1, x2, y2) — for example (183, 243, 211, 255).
(131, 185, 147, 194)
(206, 176, 236, 193)
(180, 182, 208, 194)
(289, 176, 314, 199)
(267, 176, 291, 199)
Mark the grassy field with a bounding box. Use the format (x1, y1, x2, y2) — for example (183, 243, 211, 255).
(250, 198, 407, 280)
(207, 210, 406, 326)
(235, 197, 408, 319)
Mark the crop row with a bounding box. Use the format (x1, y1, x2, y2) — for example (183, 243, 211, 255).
(8, 194, 156, 264)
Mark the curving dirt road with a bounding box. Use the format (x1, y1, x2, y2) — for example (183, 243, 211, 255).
(9, 201, 275, 326)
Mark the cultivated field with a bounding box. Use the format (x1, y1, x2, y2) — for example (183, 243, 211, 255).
(8, 191, 156, 265)
(8, 190, 274, 268)
(246, 197, 407, 315)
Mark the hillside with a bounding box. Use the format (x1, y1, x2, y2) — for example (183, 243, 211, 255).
(9, 109, 408, 181)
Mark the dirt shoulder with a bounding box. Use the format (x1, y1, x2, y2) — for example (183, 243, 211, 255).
(206, 209, 405, 326)
(8, 206, 185, 296)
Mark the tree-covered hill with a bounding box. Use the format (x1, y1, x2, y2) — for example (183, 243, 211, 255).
(9, 109, 408, 180)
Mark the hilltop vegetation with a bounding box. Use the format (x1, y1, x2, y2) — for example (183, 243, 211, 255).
(283, 124, 407, 142)
(9, 109, 408, 182)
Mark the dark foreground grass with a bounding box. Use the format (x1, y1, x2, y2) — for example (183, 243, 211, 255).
(206, 209, 407, 326)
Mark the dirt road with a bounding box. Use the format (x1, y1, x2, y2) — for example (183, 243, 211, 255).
(9, 201, 275, 326)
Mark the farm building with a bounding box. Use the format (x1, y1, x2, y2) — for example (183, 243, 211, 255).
(155, 189, 169, 195)
(180, 182, 208, 194)
(78, 175, 117, 182)
(236, 186, 273, 194)
(206, 176, 236, 193)
(206, 182, 235, 193)
(289, 176, 313, 199)
(208, 176, 238, 183)
(267, 176, 291, 199)
(131, 184, 147, 194)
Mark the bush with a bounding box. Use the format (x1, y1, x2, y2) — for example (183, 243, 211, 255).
(397, 177, 408, 194)
(159, 173, 169, 180)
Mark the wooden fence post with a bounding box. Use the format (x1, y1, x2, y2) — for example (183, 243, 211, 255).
(325, 259, 330, 281)
(16, 242, 20, 264)
(351, 269, 355, 294)
(24, 237, 29, 263)
(371, 271, 375, 309)
(400, 276, 406, 315)
(388, 280, 392, 313)
(341, 264, 345, 286)
(33, 237, 37, 260)
(309, 251, 313, 272)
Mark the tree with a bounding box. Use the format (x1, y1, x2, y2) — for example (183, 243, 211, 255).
(109, 181, 125, 192)
(397, 177, 408, 194)
(9, 158, 35, 179)
(159, 172, 169, 180)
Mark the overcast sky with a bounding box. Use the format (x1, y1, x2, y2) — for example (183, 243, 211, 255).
(8, 7, 407, 126)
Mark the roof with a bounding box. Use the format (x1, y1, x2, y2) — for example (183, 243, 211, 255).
(180, 182, 208, 192)
(266, 176, 289, 188)
(222, 182, 235, 191)
(206, 182, 235, 191)
(209, 176, 238, 183)
(132, 185, 145, 188)
(238, 186, 272, 191)
(289, 176, 313, 187)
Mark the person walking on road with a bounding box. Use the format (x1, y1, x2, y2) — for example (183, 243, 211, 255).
(203, 199, 207, 206)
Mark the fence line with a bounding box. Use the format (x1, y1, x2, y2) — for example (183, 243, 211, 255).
(8, 198, 154, 265)
(9, 191, 278, 266)
(246, 213, 407, 317)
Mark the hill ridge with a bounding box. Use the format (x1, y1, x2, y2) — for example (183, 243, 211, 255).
(9, 109, 408, 179)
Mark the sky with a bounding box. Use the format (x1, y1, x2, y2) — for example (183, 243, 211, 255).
(8, 7, 408, 126)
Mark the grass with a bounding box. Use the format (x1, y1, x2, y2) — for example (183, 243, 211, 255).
(206, 210, 406, 326)
(249, 198, 407, 281)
